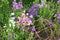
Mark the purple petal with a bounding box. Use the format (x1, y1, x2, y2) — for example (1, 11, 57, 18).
(35, 10, 38, 17)
(30, 11, 35, 16)
(12, 34, 14, 38)
(16, 5, 19, 10)
(47, 24, 52, 27)
(32, 4, 39, 8)
(50, 19, 53, 22)
(31, 28, 35, 32)
(58, 0, 60, 3)
(20, 28, 23, 30)
(18, 2, 23, 9)
(14, 16, 17, 18)
(28, 8, 33, 13)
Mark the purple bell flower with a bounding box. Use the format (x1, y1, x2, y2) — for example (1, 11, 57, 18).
(12, 0, 23, 10)
(18, 2, 23, 9)
(35, 10, 38, 17)
(47, 24, 52, 27)
(12, 34, 14, 38)
(19, 28, 23, 30)
(28, 4, 38, 13)
(32, 4, 39, 9)
(15, 4, 19, 10)
(27, 4, 39, 17)
(31, 28, 35, 32)
(46, 21, 52, 27)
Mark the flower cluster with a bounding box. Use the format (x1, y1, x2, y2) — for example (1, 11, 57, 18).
(9, 13, 16, 28)
(58, 0, 60, 4)
(12, 0, 23, 10)
(18, 10, 32, 26)
(1, 0, 60, 40)
(27, 4, 39, 18)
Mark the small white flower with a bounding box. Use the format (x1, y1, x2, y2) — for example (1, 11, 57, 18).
(26, 13, 29, 16)
(12, 21, 16, 25)
(13, 24, 15, 27)
(10, 20, 14, 23)
(9, 24, 11, 27)
(3, 26, 6, 28)
(23, 10, 25, 13)
(13, 24, 15, 29)
(11, 13, 15, 16)
(6, 29, 9, 32)
(3, 24, 6, 28)
(11, 17, 15, 20)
